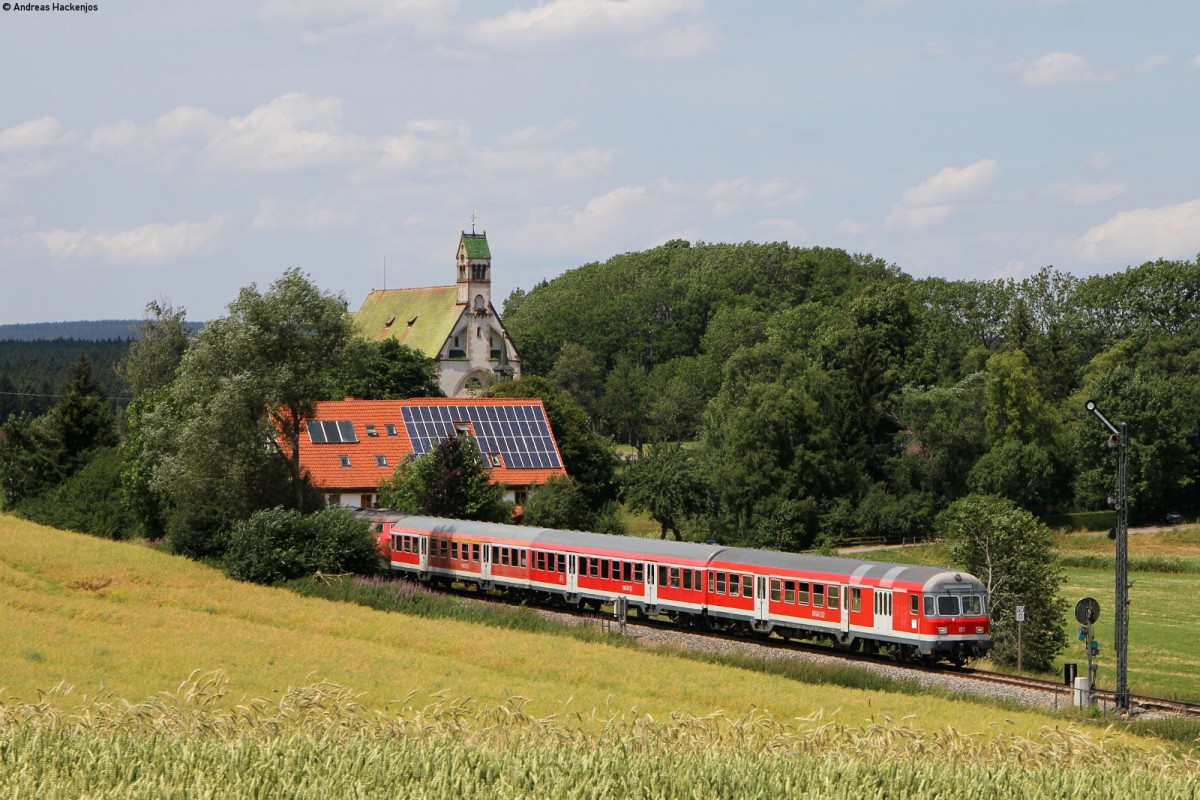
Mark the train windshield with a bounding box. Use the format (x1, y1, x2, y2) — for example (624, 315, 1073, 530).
(936, 595, 960, 616)
(961, 595, 984, 616)
(932, 594, 985, 617)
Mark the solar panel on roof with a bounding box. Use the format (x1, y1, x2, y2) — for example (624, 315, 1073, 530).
(399, 403, 561, 471)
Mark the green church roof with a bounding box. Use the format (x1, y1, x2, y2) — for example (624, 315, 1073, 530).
(353, 286, 462, 356)
(462, 234, 491, 260)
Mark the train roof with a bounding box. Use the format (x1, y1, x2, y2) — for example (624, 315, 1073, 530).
(713, 548, 982, 592)
(385, 514, 543, 545)
(532, 528, 728, 562)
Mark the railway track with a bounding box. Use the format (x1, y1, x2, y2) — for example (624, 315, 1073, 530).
(425, 577, 1200, 717)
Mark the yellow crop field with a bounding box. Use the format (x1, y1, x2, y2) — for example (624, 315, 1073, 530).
(0, 513, 1066, 737)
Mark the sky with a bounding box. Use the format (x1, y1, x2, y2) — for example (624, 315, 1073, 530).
(2, 0, 1199, 324)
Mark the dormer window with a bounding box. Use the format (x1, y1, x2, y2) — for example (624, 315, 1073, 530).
(339, 455, 352, 468)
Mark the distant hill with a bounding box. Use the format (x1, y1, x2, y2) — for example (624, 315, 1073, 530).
(0, 319, 203, 341)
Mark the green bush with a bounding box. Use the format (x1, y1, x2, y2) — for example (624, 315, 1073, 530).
(16, 447, 139, 539)
(223, 507, 379, 584)
(1044, 510, 1116, 531)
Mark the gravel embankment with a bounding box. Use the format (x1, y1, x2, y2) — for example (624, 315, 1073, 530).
(536, 608, 1072, 711)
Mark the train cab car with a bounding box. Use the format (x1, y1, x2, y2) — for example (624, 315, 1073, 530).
(529, 528, 726, 619)
(711, 550, 992, 663)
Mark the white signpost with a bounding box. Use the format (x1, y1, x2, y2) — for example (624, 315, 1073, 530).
(1015, 606, 1025, 672)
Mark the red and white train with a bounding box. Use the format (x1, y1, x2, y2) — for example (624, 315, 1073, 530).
(375, 514, 992, 664)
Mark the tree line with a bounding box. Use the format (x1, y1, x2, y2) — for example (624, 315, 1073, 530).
(503, 243, 1200, 550)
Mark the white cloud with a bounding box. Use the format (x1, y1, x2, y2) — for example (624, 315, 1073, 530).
(1074, 198, 1200, 263)
(253, 198, 359, 231)
(0, 117, 78, 153)
(838, 218, 871, 236)
(1042, 179, 1127, 205)
(258, 0, 453, 42)
(23, 215, 228, 265)
(900, 159, 998, 207)
(1019, 52, 1107, 86)
(470, 0, 704, 49)
(987, 260, 1027, 282)
(1193, 54, 1200, 68)
(1135, 53, 1169, 75)
(754, 217, 807, 242)
(1085, 152, 1113, 171)
(704, 177, 805, 217)
(887, 159, 997, 230)
(621, 21, 716, 59)
(203, 93, 369, 172)
(88, 106, 223, 172)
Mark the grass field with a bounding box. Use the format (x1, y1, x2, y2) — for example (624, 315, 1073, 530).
(5, 514, 1200, 797)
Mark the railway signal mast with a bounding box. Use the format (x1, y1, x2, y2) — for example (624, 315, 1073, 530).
(1085, 400, 1130, 712)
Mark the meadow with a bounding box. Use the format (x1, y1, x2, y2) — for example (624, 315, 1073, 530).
(4, 514, 1199, 798)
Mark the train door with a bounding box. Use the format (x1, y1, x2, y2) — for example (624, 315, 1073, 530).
(873, 589, 894, 634)
(841, 586, 851, 636)
(417, 535, 429, 573)
(566, 554, 578, 595)
(754, 576, 769, 624)
(480, 542, 491, 583)
(644, 563, 657, 607)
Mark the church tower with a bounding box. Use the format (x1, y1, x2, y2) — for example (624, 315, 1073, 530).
(456, 229, 491, 314)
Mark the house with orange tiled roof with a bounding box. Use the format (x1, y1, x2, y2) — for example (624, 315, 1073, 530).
(299, 396, 566, 508)
(353, 229, 521, 397)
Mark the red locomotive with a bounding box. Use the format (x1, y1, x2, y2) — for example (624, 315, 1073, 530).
(376, 514, 992, 665)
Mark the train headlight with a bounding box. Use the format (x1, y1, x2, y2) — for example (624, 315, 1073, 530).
(937, 626, 948, 636)
(975, 625, 985, 634)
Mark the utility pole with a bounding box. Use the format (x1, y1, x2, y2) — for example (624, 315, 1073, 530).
(1085, 400, 1130, 711)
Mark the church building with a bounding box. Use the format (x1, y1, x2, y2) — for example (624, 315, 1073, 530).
(353, 230, 522, 397)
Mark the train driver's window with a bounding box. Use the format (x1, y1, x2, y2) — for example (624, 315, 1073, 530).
(962, 595, 983, 615)
(924, 596, 935, 616)
(910, 594, 920, 615)
(828, 585, 839, 610)
(770, 579, 781, 602)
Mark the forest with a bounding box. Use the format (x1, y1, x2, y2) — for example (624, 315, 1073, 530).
(501, 242, 1200, 548)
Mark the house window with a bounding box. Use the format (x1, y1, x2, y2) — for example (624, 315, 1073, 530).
(339, 455, 351, 467)
(375, 455, 388, 467)
(360, 494, 372, 508)
(488, 454, 501, 467)
(365, 424, 378, 437)
(385, 424, 397, 436)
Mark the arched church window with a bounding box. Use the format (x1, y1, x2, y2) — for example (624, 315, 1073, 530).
(474, 294, 486, 311)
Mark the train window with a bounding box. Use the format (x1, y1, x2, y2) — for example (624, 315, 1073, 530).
(611, 560, 619, 579)
(910, 594, 919, 615)
(783, 580, 795, 604)
(924, 596, 934, 616)
(708, 572, 715, 593)
(623, 562, 632, 583)
(742, 576, 752, 598)
(535, 552, 544, 570)
(770, 579, 781, 602)
(828, 585, 839, 610)
(633, 564, 643, 583)
(851, 588, 862, 612)
(500, 549, 509, 566)
(601, 560, 610, 580)
(669, 568, 679, 589)
(450, 542, 458, 559)
(716, 573, 726, 594)
(558, 554, 566, 573)
(798, 582, 810, 606)
(658, 565, 668, 586)
(682, 569, 692, 591)
(579, 556, 589, 576)
(521, 551, 527, 568)
(590, 559, 600, 578)
(936, 595, 960, 616)
(962, 595, 983, 616)
(472, 544, 480, 562)
(441, 540, 449, 558)
(814, 584, 825, 608)
(492, 546, 499, 563)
